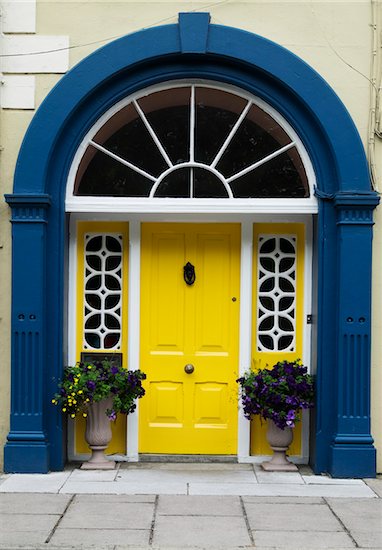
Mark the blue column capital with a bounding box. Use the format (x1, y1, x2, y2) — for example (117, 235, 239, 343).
(4, 194, 51, 223)
(333, 191, 380, 209)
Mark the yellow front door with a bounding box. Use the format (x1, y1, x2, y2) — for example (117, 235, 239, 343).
(139, 223, 241, 454)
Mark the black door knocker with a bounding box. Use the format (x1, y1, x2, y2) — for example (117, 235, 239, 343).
(183, 262, 196, 286)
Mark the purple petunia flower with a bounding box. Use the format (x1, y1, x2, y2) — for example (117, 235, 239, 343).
(86, 380, 96, 391)
(107, 410, 117, 421)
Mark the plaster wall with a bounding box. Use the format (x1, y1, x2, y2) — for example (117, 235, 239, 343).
(0, 0, 380, 472)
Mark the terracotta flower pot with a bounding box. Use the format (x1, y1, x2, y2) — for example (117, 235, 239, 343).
(81, 397, 116, 470)
(261, 419, 298, 471)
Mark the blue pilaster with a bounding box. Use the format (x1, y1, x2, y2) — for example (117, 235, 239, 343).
(4, 194, 52, 473)
(329, 192, 379, 477)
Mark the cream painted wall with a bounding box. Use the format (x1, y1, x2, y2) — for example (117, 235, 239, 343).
(1, 0, 381, 472)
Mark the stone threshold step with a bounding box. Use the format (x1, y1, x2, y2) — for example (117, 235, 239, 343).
(138, 454, 238, 463)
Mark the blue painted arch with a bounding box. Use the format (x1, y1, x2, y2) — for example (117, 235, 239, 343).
(5, 13, 379, 475)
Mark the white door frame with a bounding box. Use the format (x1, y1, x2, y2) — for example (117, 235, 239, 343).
(67, 212, 313, 463)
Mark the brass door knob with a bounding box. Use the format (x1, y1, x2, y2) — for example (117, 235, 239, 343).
(184, 364, 195, 374)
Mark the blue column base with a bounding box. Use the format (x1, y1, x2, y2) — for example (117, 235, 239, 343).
(330, 444, 376, 478)
(4, 440, 50, 473)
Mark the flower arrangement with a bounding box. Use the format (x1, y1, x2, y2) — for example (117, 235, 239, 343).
(237, 359, 314, 430)
(52, 360, 146, 420)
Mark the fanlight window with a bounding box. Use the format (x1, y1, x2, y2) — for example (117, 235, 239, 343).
(74, 84, 309, 199)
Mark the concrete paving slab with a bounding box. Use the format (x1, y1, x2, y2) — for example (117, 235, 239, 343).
(364, 477, 382, 497)
(157, 495, 242, 516)
(119, 462, 252, 471)
(326, 498, 382, 531)
(74, 494, 156, 503)
(254, 470, 304, 484)
(188, 481, 377, 497)
(67, 469, 118, 482)
(152, 515, 252, 547)
(302, 475, 365, 485)
(0, 531, 56, 547)
(350, 530, 382, 548)
(242, 495, 324, 504)
(253, 530, 355, 548)
(244, 502, 343, 531)
(60, 480, 188, 494)
(0, 513, 60, 532)
(49, 527, 150, 547)
(0, 514, 60, 547)
(0, 493, 71, 514)
(117, 468, 257, 483)
(59, 501, 154, 529)
(0, 471, 72, 493)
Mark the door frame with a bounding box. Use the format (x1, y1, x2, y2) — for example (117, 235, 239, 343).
(67, 212, 313, 463)
(6, 13, 378, 476)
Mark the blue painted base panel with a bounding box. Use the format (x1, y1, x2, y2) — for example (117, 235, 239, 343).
(330, 444, 376, 478)
(4, 441, 50, 474)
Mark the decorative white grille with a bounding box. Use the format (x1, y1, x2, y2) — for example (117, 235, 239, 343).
(83, 233, 123, 350)
(257, 235, 296, 352)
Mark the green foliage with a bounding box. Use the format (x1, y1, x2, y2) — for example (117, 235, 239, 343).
(52, 360, 146, 420)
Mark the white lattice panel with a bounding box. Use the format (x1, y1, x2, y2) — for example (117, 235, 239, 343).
(83, 233, 123, 350)
(257, 235, 296, 352)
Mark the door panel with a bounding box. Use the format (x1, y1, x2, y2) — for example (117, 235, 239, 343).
(139, 223, 240, 454)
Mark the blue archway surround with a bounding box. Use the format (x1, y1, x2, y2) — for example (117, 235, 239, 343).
(4, 13, 379, 476)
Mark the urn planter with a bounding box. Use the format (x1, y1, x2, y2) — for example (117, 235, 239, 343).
(81, 397, 116, 470)
(261, 420, 298, 471)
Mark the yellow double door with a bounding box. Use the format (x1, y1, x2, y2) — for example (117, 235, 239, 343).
(139, 223, 241, 454)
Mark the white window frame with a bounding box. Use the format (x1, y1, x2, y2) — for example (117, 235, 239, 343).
(65, 80, 318, 216)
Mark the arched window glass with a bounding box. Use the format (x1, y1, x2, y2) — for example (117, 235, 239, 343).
(74, 84, 309, 199)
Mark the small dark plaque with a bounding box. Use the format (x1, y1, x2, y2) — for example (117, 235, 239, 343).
(80, 352, 122, 367)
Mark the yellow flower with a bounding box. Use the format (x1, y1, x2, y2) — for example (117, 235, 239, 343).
(73, 400, 77, 404)
(87, 365, 92, 370)
(70, 414, 75, 418)
(86, 398, 90, 402)
(71, 392, 75, 396)
(83, 413, 87, 418)
(51, 399, 56, 404)
(78, 390, 83, 394)
(62, 408, 66, 412)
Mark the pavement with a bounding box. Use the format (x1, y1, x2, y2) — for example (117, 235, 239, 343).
(0, 463, 381, 550)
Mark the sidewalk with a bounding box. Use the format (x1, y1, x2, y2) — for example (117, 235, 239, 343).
(0, 463, 381, 549)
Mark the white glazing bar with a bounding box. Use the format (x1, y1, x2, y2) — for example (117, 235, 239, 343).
(237, 221, 253, 461)
(126, 219, 141, 461)
(210, 101, 252, 169)
(133, 100, 173, 168)
(190, 85, 195, 162)
(89, 140, 157, 182)
(227, 142, 296, 183)
(190, 167, 194, 198)
(149, 161, 234, 199)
